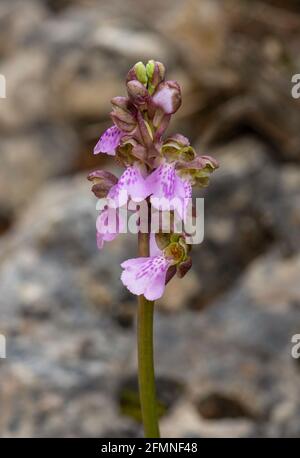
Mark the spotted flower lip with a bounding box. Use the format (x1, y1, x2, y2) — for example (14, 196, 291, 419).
(94, 125, 123, 156)
(108, 164, 150, 207)
(121, 255, 171, 301)
(146, 162, 192, 220)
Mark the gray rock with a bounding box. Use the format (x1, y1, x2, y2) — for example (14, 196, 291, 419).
(0, 126, 79, 214)
(155, 250, 300, 437)
(0, 174, 139, 437)
(190, 137, 300, 307)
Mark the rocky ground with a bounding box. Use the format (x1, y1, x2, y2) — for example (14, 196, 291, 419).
(0, 0, 300, 437)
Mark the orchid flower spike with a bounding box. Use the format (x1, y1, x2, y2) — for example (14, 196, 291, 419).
(88, 59, 219, 290)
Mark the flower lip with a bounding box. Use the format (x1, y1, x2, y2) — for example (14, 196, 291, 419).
(94, 125, 123, 156)
(108, 164, 150, 207)
(120, 255, 171, 301)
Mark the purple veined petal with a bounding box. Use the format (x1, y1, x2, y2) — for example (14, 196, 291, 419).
(175, 178, 192, 221)
(120, 255, 171, 300)
(147, 163, 192, 221)
(108, 165, 150, 207)
(146, 163, 177, 200)
(121, 258, 152, 296)
(94, 126, 123, 155)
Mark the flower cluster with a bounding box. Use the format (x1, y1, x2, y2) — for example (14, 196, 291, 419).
(88, 60, 219, 300)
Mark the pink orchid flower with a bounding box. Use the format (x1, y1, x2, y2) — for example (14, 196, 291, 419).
(120, 253, 172, 301)
(108, 164, 150, 207)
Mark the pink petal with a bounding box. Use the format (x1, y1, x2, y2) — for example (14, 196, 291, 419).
(144, 268, 167, 300)
(120, 255, 170, 300)
(108, 165, 150, 207)
(94, 126, 123, 155)
(121, 257, 149, 269)
(146, 163, 191, 220)
(146, 163, 177, 200)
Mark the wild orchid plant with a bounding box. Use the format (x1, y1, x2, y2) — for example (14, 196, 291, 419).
(88, 60, 219, 437)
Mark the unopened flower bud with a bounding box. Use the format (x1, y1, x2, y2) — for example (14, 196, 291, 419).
(134, 61, 148, 85)
(127, 80, 150, 108)
(87, 170, 118, 198)
(152, 81, 181, 114)
(146, 60, 165, 95)
(126, 61, 147, 85)
(111, 96, 136, 132)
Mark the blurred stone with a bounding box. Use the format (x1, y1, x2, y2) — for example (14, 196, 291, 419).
(154, 249, 300, 437)
(51, 51, 121, 121)
(159, 0, 227, 68)
(158, 270, 200, 312)
(0, 0, 48, 58)
(0, 50, 51, 129)
(161, 401, 256, 438)
(91, 26, 169, 62)
(0, 126, 79, 214)
(190, 137, 300, 307)
(0, 174, 139, 437)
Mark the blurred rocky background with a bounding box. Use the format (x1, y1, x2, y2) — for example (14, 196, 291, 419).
(0, 0, 300, 438)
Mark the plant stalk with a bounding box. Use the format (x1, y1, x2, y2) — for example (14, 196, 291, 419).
(137, 231, 160, 438)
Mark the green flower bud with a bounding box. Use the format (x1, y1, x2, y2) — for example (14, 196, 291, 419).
(134, 61, 148, 85)
(146, 60, 165, 95)
(146, 60, 155, 80)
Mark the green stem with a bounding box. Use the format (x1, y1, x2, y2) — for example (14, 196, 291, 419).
(137, 232, 160, 438)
